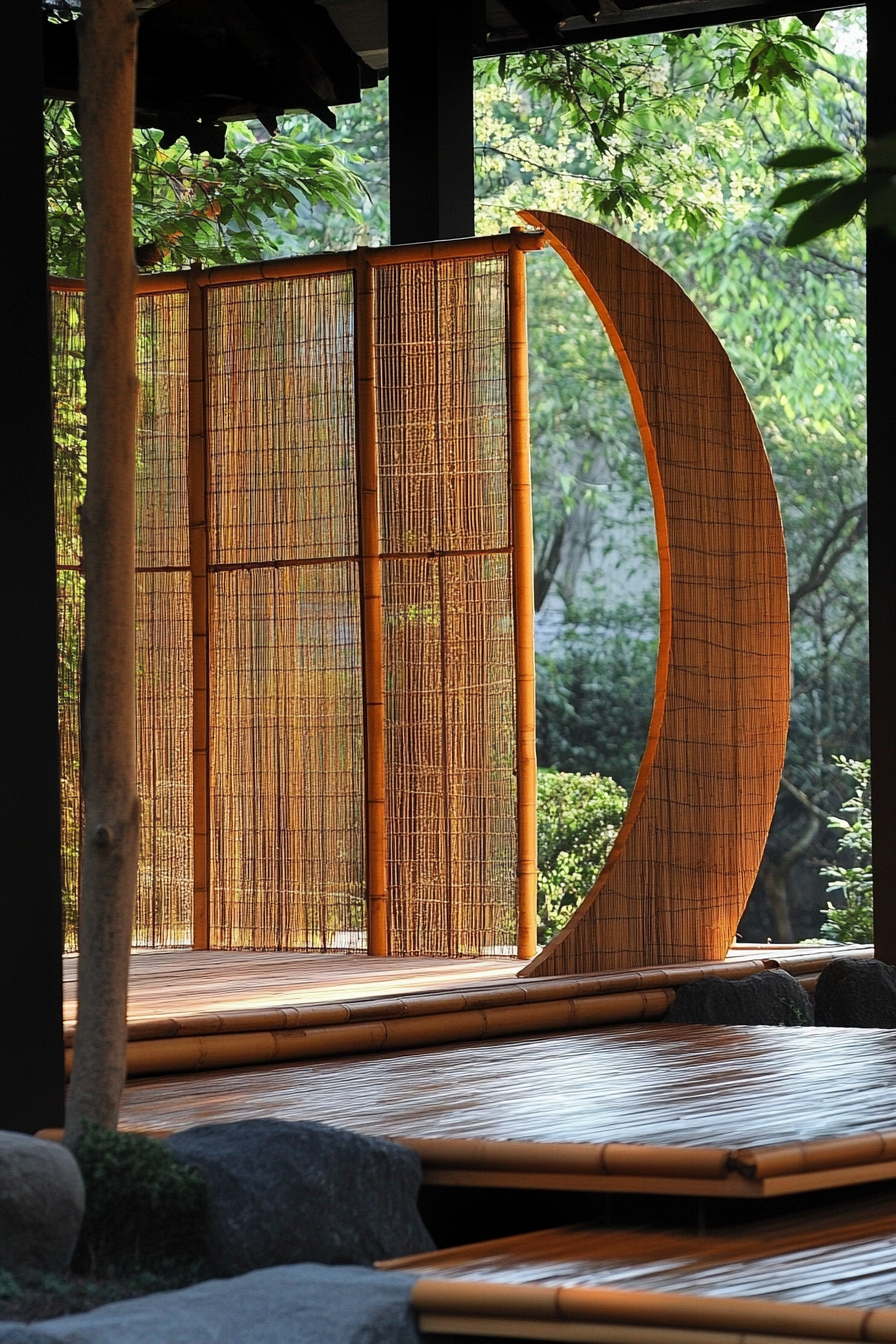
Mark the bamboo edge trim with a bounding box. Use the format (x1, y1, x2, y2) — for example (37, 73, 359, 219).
(61, 946, 873, 1045)
(415, 1313, 882, 1344)
(408, 1279, 896, 1341)
(396, 1131, 896, 1183)
(63, 987, 675, 1078)
(509, 235, 538, 959)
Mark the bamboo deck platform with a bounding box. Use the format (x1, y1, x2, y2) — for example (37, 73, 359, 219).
(62, 944, 872, 1079)
(383, 1194, 896, 1341)
(117, 1023, 896, 1199)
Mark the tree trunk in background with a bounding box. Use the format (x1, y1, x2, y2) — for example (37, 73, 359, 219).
(65, 0, 139, 1147)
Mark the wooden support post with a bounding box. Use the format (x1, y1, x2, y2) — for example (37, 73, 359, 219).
(356, 254, 389, 955)
(387, 0, 475, 244)
(188, 270, 210, 950)
(0, 0, 66, 1133)
(509, 235, 538, 960)
(867, 3, 896, 966)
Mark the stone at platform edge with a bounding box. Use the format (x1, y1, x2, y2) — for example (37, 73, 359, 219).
(0, 1263, 420, 1344)
(0, 1132, 84, 1275)
(665, 968, 814, 1026)
(814, 958, 896, 1027)
(164, 1118, 435, 1278)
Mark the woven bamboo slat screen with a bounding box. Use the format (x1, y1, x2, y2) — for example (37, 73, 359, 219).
(52, 289, 193, 950)
(374, 259, 518, 955)
(50, 232, 538, 955)
(520, 212, 790, 976)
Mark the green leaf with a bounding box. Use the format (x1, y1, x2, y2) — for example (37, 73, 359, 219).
(768, 144, 844, 169)
(784, 177, 866, 246)
(772, 175, 842, 207)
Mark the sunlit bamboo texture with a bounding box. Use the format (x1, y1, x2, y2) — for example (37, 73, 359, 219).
(204, 275, 365, 950)
(520, 213, 791, 976)
(50, 239, 538, 955)
(52, 289, 193, 949)
(375, 259, 517, 954)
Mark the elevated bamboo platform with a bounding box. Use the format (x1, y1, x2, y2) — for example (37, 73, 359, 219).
(63, 944, 870, 1079)
(117, 1020, 896, 1200)
(382, 1194, 896, 1341)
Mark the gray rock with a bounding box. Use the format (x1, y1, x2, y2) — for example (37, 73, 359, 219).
(0, 1264, 420, 1344)
(164, 1119, 434, 1277)
(665, 969, 813, 1026)
(0, 1133, 84, 1274)
(814, 958, 896, 1028)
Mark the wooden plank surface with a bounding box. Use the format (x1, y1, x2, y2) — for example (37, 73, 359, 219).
(118, 1023, 896, 1153)
(64, 942, 863, 1031)
(63, 949, 528, 1028)
(384, 1193, 896, 1309)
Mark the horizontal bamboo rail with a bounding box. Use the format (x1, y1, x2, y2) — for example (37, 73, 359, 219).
(410, 1279, 896, 1342)
(60, 946, 872, 1048)
(399, 1138, 730, 1180)
(48, 230, 547, 297)
(730, 1130, 896, 1180)
(63, 986, 675, 1078)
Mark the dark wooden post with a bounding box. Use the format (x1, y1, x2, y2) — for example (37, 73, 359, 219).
(0, 0, 66, 1133)
(387, 0, 475, 244)
(867, 1, 896, 966)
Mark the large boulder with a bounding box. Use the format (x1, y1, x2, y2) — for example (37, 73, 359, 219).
(163, 1119, 434, 1278)
(665, 969, 813, 1026)
(0, 1264, 420, 1344)
(814, 958, 896, 1028)
(0, 1133, 84, 1274)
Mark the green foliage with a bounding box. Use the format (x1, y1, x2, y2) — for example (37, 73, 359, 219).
(536, 599, 658, 793)
(537, 768, 628, 942)
(475, 19, 828, 238)
(767, 132, 896, 246)
(73, 1125, 208, 1278)
(820, 757, 872, 943)
(44, 102, 365, 277)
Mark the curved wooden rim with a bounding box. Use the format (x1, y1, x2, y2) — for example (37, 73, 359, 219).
(519, 211, 790, 974)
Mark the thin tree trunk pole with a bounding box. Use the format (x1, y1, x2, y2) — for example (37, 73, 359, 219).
(65, 0, 140, 1146)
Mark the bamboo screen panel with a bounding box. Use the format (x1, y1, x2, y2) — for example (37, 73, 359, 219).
(520, 213, 790, 976)
(204, 275, 365, 950)
(51, 289, 192, 949)
(374, 258, 518, 955)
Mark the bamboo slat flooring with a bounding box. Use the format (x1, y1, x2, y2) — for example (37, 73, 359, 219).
(62, 949, 530, 1028)
(65, 946, 871, 1080)
(118, 1024, 896, 1197)
(384, 1193, 896, 1308)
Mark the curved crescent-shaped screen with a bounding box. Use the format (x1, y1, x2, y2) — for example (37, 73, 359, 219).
(520, 212, 791, 976)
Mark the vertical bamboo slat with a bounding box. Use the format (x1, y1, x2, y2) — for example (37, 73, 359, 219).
(187, 270, 210, 950)
(509, 235, 538, 960)
(356, 253, 389, 955)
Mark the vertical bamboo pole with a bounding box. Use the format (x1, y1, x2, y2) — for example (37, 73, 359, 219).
(187, 269, 210, 950)
(356, 254, 389, 955)
(509, 235, 538, 961)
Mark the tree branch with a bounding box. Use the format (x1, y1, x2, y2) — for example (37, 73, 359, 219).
(789, 500, 867, 617)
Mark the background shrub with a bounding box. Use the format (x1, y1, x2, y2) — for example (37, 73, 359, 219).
(537, 768, 628, 942)
(820, 757, 872, 943)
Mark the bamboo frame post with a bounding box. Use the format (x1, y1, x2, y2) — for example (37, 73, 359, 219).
(509, 233, 538, 960)
(356, 253, 389, 955)
(187, 267, 210, 950)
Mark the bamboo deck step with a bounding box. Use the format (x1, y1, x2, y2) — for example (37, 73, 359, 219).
(382, 1193, 896, 1341)
(117, 1022, 896, 1199)
(63, 945, 872, 1080)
